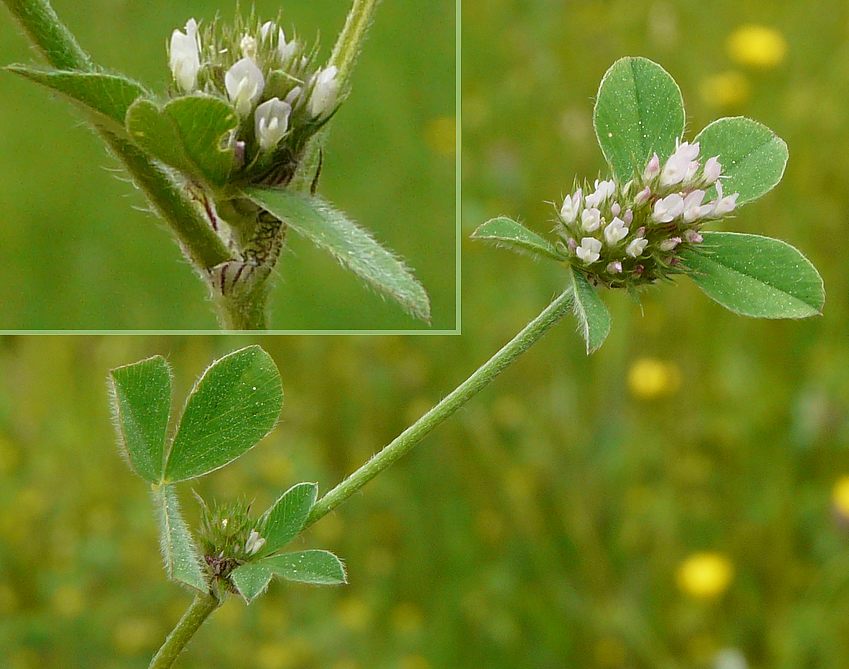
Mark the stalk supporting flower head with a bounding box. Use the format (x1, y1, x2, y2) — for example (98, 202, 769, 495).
(555, 139, 739, 288)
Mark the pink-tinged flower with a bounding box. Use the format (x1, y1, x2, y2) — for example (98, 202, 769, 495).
(635, 186, 652, 205)
(703, 156, 722, 184)
(606, 260, 623, 274)
(713, 181, 739, 216)
(626, 237, 649, 258)
(581, 207, 602, 232)
(169, 18, 201, 92)
(560, 189, 582, 223)
(661, 141, 701, 186)
(682, 190, 708, 222)
(604, 217, 629, 245)
(225, 57, 265, 116)
(623, 209, 634, 225)
(643, 153, 660, 180)
(652, 193, 685, 222)
(659, 237, 682, 252)
(576, 237, 602, 264)
(684, 229, 704, 244)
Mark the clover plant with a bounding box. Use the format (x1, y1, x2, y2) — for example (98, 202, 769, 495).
(3, 0, 430, 328)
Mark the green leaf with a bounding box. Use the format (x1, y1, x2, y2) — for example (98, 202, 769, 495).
(109, 356, 172, 482)
(164, 346, 283, 482)
(245, 188, 431, 322)
(230, 562, 273, 603)
(470, 217, 563, 261)
(152, 485, 207, 591)
(681, 232, 824, 318)
(695, 117, 788, 205)
(568, 267, 612, 354)
(6, 65, 147, 131)
(593, 57, 685, 181)
(259, 482, 318, 556)
(126, 95, 238, 187)
(264, 550, 347, 585)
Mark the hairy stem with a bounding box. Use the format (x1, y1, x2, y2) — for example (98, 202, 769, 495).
(2, 0, 232, 271)
(306, 289, 574, 525)
(148, 591, 221, 669)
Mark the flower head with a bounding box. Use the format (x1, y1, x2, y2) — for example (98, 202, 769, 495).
(169, 19, 201, 92)
(553, 138, 740, 288)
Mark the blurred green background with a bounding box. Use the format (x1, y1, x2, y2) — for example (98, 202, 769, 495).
(0, 0, 456, 330)
(2, 1, 849, 669)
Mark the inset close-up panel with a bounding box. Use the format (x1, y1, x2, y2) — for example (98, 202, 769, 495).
(0, 0, 457, 330)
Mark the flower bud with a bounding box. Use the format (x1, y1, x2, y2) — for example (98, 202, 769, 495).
(245, 529, 266, 556)
(703, 156, 722, 184)
(643, 153, 660, 180)
(169, 19, 201, 92)
(309, 65, 340, 117)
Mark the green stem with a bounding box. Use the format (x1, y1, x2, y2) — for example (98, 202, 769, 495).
(306, 289, 574, 526)
(148, 591, 221, 669)
(2, 0, 232, 271)
(292, 0, 381, 191)
(215, 289, 270, 330)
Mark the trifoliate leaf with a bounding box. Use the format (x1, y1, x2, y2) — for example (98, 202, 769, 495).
(152, 484, 207, 591)
(245, 188, 431, 322)
(593, 57, 685, 181)
(681, 232, 824, 318)
(6, 65, 147, 132)
(568, 267, 612, 354)
(695, 117, 788, 205)
(259, 482, 318, 556)
(164, 346, 283, 482)
(230, 562, 274, 603)
(471, 217, 563, 261)
(109, 355, 172, 482)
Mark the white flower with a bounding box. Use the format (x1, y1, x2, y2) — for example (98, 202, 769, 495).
(685, 160, 700, 182)
(626, 237, 648, 258)
(585, 179, 616, 208)
(169, 18, 201, 92)
(682, 190, 709, 222)
(240, 34, 258, 59)
(661, 141, 700, 187)
(643, 153, 660, 180)
(576, 237, 602, 264)
(245, 529, 266, 556)
(279, 30, 299, 61)
(703, 156, 722, 184)
(225, 57, 265, 116)
(623, 209, 634, 225)
(581, 207, 601, 232)
(603, 216, 628, 245)
(712, 181, 739, 216)
(610, 202, 621, 216)
(560, 189, 582, 223)
(309, 65, 340, 117)
(255, 97, 292, 151)
(652, 193, 685, 222)
(606, 260, 623, 274)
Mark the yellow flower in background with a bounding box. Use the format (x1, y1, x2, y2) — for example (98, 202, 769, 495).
(700, 71, 750, 109)
(727, 25, 787, 69)
(424, 116, 456, 156)
(627, 358, 681, 399)
(677, 552, 734, 599)
(832, 476, 849, 519)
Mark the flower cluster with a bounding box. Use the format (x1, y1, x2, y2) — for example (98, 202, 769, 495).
(556, 140, 740, 287)
(196, 496, 266, 584)
(168, 15, 341, 187)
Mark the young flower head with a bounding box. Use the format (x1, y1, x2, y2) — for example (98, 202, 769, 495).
(161, 13, 348, 187)
(169, 19, 201, 92)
